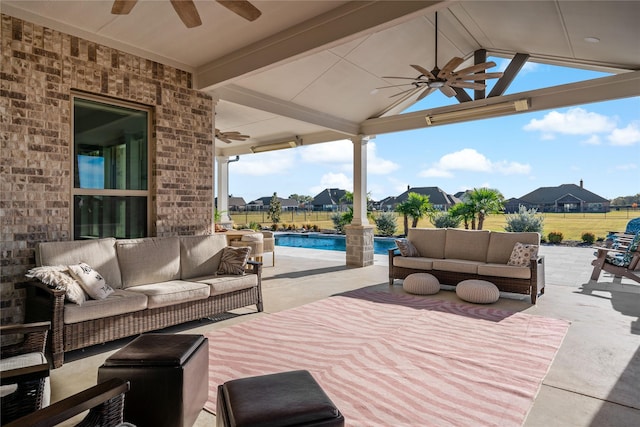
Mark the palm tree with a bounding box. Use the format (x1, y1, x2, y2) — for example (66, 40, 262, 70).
(395, 192, 433, 235)
(447, 202, 475, 229)
(464, 188, 505, 230)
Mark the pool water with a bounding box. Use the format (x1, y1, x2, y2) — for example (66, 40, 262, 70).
(275, 233, 397, 255)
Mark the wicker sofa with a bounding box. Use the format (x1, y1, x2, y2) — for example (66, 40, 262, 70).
(23, 234, 263, 368)
(389, 228, 545, 303)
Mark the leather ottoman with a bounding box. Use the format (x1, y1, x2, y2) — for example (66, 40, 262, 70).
(98, 334, 208, 427)
(216, 370, 344, 427)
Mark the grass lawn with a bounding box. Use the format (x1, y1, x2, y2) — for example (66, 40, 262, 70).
(230, 210, 639, 242)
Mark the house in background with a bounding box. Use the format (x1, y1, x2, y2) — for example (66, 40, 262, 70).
(215, 197, 247, 212)
(312, 189, 349, 211)
(246, 196, 298, 211)
(518, 181, 610, 213)
(394, 186, 460, 211)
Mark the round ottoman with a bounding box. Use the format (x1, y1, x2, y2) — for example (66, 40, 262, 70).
(403, 273, 440, 295)
(456, 279, 500, 304)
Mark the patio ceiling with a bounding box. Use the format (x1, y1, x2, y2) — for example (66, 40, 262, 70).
(4, 1, 640, 156)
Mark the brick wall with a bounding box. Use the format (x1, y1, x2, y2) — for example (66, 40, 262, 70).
(0, 14, 214, 323)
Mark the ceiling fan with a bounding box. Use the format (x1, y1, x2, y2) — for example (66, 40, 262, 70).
(215, 128, 250, 144)
(379, 12, 503, 101)
(111, 0, 261, 28)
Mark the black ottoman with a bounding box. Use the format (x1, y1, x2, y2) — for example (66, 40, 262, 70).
(98, 334, 208, 427)
(216, 370, 344, 427)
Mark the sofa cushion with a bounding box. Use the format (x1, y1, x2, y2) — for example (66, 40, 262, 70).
(180, 235, 227, 280)
(124, 280, 210, 309)
(116, 237, 181, 288)
(395, 238, 420, 257)
(393, 256, 434, 270)
(507, 242, 539, 267)
(63, 290, 148, 324)
(444, 229, 490, 262)
(477, 264, 532, 280)
(486, 232, 540, 264)
(432, 259, 483, 274)
(68, 262, 115, 300)
(217, 246, 251, 275)
(408, 228, 446, 259)
(26, 265, 87, 305)
(0, 351, 50, 406)
(194, 274, 258, 296)
(36, 238, 122, 289)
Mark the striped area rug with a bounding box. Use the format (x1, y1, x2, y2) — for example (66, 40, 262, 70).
(205, 289, 569, 426)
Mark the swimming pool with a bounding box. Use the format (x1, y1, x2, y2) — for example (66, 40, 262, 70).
(275, 233, 397, 255)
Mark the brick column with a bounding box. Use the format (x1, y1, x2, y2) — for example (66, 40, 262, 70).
(345, 225, 374, 267)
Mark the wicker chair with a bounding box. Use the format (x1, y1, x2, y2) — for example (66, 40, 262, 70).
(1, 321, 51, 424)
(230, 232, 264, 263)
(262, 231, 275, 266)
(3, 378, 130, 427)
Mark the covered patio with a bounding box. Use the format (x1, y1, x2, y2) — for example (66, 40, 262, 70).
(48, 244, 640, 425)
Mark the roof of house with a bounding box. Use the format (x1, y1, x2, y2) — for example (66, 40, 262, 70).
(228, 196, 246, 207)
(519, 184, 609, 204)
(248, 196, 298, 208)
(312, 188, 348, 206)
(395, 187, 459, 206)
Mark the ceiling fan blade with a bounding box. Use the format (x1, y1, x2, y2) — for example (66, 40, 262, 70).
(111, 0, 137, 14)
(170, 0, 202, 28)
(382, 76, 424, 81)
(439, 85, 457, 97)
(452, 61, 498, 77)
(219, 137, 233, 144)
(216, 0, 262, 21)
(455, 72, 504, 80)
(411, 64, 436, 80)
(416, 87, 436, 101)
(448, 81, 486, 90)
(377, 83, 419, 89)
(438, 57, 464, 78)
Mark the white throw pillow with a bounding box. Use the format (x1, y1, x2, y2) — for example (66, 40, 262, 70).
(26, 265, 87, 305)
(68, 262, 114, 300)
(507, 242, 539, 267)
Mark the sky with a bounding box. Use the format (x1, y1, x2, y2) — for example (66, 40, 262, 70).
(227, 58, 640, 203)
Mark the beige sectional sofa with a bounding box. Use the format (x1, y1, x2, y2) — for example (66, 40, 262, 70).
(389, 228, 545, 303)
(24, 234, 262, 368)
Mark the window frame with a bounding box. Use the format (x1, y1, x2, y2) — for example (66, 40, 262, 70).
(70, 92, 153, 239)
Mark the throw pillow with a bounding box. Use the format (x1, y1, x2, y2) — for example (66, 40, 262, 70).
(68, 262, 115, 300)
(507, 242, 539, 267)
(395, 238, 420, 257)
(26, 265, 87, 305)
(217, 246, 251, 275)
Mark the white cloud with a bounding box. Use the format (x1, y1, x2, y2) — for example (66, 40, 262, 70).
(523, 107, 616, 136)
(418, 148, 530, 178)
(583, 135, 601, 145)
(613, 163, 638, 172)
(309, 172, 352, 195)
(299, 140, 351, 163)
(231, 150, 296, 176)
(607, 122, 640, 146)
(301, 140, 399, 174)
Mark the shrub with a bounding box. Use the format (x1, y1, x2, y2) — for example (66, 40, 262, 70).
(331, 212, 349, 234)
(504, 205, 544, 233)
(581, 232, 596, 244)
(547, 231, 564, 243)
(374, 212, 398, 237)
(430, 211, 462, 229)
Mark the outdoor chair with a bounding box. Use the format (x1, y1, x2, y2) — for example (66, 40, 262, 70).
(230, 231, 264, 263)
(605, 217, 640, 248)
(591, 231, 640, 284)
(262, 230, 275, 266)
(3, 378, 130, 427)
(1, 321, 51, 424)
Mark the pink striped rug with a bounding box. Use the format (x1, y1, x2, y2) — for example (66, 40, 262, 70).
(205, 290, 569, 426)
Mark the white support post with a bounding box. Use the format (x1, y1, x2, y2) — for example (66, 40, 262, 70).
(216, 156, 232, 226)
(351, 135, 369, 226)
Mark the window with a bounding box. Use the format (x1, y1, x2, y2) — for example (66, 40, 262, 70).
(72, 94, 151, 239)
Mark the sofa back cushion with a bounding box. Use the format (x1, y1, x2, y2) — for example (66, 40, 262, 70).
(116, 237, 181, 288)
(486, 231, 540, 264)
(444, 229, 491, 262)
(180, 235, 227, 280)
(36, 238, 122, 289)
(408, 228, 446, 259)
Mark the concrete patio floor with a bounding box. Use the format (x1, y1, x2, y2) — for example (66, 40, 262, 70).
(50, 244, 640, 426)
